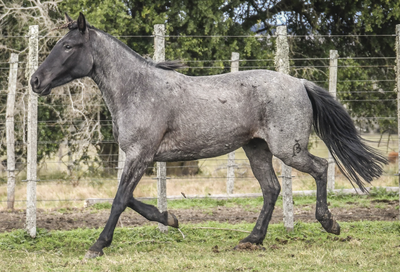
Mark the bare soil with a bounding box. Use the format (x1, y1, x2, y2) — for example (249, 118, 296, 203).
(0, 200, 398, 233)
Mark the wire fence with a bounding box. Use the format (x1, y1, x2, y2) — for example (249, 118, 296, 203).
(0, 131, 398, 209)
(0, 31, 399, 210)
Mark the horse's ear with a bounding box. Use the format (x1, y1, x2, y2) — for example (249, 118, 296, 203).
(64, 12, 73, 23)
(77, 12, 87, 34)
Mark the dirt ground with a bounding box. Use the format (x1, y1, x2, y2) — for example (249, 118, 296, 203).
(1, 199, 398, 233)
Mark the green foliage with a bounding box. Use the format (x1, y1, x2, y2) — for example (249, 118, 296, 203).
(287, 1, 399, 132)
(2, 0, 400, 176)
(336, 58, 396, 133)
(369, 186, 399, 198)
(0, 3, 64, 168)
(59, 0, 273, 76)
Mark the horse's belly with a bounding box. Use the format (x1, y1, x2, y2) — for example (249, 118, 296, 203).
(153, 144, 240, 161)
(153, 129, 251, 162)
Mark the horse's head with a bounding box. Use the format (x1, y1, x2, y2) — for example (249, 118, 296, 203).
(31, 12, 93, 95)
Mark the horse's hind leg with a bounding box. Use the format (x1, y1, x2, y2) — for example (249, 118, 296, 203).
(238, 138, 281, 245)
(304, 153, 340, 235)
(275, 147, 340, 235)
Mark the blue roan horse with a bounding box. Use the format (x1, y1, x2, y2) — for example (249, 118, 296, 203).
(31, 13, 387, 258)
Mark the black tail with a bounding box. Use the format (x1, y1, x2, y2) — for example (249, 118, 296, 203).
(303, 80, 387, 192)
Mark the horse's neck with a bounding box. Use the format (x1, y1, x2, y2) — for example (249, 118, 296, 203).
(89, 30, 152, 116)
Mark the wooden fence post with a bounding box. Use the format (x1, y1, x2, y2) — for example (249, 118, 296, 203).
(227, 52, 239, 194)
(6, 53, 18, 210)
(154, 24, 168, 233)
(275, 25, 294, 232)
(26, 25, 39, 238)
(327, 50, 338, 192)
(396, 24, 400, 221)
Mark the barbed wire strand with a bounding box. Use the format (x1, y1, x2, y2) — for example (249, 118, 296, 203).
(0, 34, 397, 38)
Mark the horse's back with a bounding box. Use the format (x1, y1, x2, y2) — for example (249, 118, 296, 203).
(179, 69, 313, 134)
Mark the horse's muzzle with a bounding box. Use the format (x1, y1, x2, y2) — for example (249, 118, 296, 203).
(30, 75, 51, 95)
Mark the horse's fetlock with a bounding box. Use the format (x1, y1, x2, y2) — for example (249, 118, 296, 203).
(316, 212, 330, 222)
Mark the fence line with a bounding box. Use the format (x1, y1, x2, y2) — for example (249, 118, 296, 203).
(1, 25, 400, 231)
(1, 65, 395, 71)
(0, 86, 396, 98)
(1, 115, 398, 124)
(2, 187, 399, 204)
(0, 137, 394, 146)
(0, 56, 395, 65)
(0, 34, 396, 38)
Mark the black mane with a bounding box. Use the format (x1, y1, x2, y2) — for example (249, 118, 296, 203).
(155, 61, 187, 70)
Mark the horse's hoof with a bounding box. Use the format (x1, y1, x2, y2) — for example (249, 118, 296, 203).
(318, 212, 341, 235)
(85, 250, 104, 259)
(330, 219, 340, 235)
(320, 217, 341, 235)
(167, 212, 179, 228)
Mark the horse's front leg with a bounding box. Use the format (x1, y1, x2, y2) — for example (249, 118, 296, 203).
(127, 196, 179, 228)
(85, 146, 154, 258)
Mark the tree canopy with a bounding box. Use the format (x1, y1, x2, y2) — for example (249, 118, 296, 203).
(1, 0, 400, 174)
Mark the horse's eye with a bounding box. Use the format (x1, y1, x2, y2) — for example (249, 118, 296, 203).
(64, 45, 72, 50)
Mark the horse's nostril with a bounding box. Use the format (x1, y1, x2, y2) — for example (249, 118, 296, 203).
(31, 76, 41, 89)
(34, 77, 40, 87)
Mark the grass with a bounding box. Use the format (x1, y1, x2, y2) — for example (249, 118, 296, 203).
(0, 221, 400, 271)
